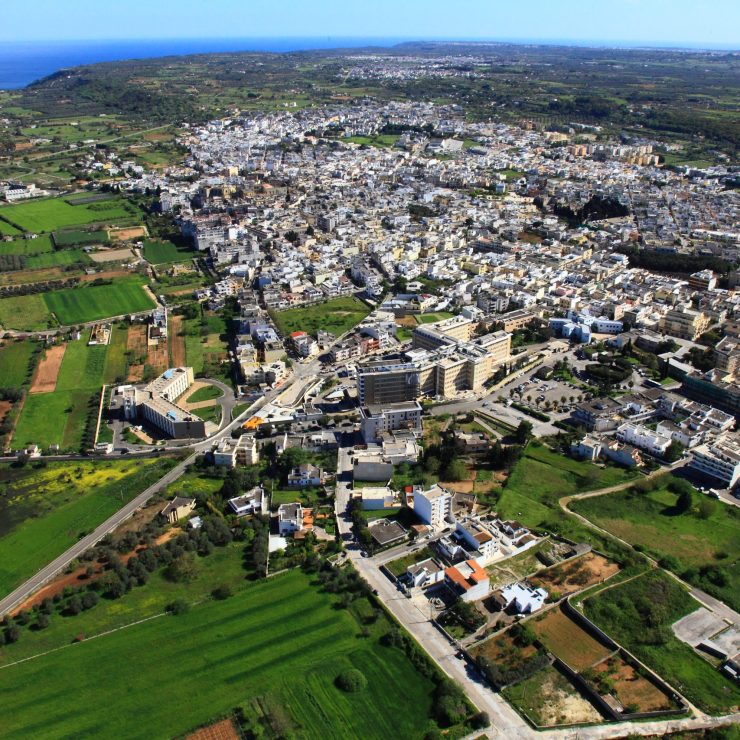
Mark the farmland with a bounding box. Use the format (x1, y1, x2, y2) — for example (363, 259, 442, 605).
(0, 568, 442, 740)
(0, 340, 35, 388)
(271, 295, 371, 338)
(103, 324, 130, 384)
(583, 570, 740, 714)
(0, 293, 51, 331)
(0, 457, 177, 597)
(0, 235, 54, 254)
(571, 479, 740, 611)
(25, 248, 91, 269)
(13, 389, 93, 450)
(52, 229, 109, 247)
(143, 239, 194, 264)
(54, 339, 109, 391)
(44, 278, 156, 325)
(0, 196, 139, 234)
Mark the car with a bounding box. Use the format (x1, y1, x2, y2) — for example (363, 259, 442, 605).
(360, 550, 368, 558)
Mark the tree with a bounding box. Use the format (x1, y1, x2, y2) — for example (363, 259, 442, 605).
(165, 553, 199, 583)
(443, 458, 467, 482)
(167, 598, 189, 615)
(676, 488, 693, 514)
(515, 420, 533, 445)
(663, 440, 684, 463)
(335, 669, 367, 692)
(35, 613, 50, 630)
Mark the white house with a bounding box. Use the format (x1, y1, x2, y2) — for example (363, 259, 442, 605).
(287, 463, 325, 488)
(413, 484, 452, 529)
(498, 582, 548, 614)
(227, 487, 265, 517)
(277, 502, 304, 535)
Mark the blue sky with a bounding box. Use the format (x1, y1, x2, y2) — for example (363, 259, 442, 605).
(3, 0, 738, 47)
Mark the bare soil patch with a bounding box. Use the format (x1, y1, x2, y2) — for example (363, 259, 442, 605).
(126, 325, 147, 381)
(591, 656, 675, 713)
(79, 269, 130, 283)
(170, 315, 186, 367)
(108, 225, 147, 242)
(30, 343, 66, 394)
(536, 669, 603, 725)
(530, 553, 620, 598)
(533, 606, 613, 671)
(0, 400, 13, 425)
(89, 248, 135, 263)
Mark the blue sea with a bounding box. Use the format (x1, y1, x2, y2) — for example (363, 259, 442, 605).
(0, 37, 734, 90)
(0, 37, 411, 90)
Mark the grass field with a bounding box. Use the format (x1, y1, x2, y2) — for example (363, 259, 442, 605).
(416, 312, 455, 324)
(0, 196, 137, 233)
(345, 134, 400, 148)
(186, 384, 223, 403)
(0, 340, 35, 388)
(0, 293, 51, 331)
(142, 239, 194, 264)
(54, 339, 109, 391)
(192, 404, 221, 425)
(25, 248, 91, 270)
(0, 218, 21, 236)
(496, 444, 638, 528)
(0, 458, 176, 597)
(0, 235, 54, 255)
(583, 570, 740, 715)
(571, 480, 740, 612)
(0, 568, 440, 739)
(103, 324, 129, 384)
(44, 278, 155, 325)
(12, 389, 92, 450)
(52, 229, 108, 247)
(271, 296, 371, 338)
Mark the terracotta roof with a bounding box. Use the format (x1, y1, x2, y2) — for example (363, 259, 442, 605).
(466, 559, 488, 584)
(444, 566, 471, 591)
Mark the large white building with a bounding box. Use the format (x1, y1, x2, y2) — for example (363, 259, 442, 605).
(137, 367, 206, 439)
(359, 400, 423, 442)
(213, 434, 259, 468)
(413, 484, 452, 529)
(616, 422, 671, 457)
(690, 439, 740, 488)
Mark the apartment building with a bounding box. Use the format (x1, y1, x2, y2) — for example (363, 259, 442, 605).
(359, 400, 423, 442)
(714, 336, 740, 380)
(413, 484, 452, 529)
(660, 306, 710, 341)
(690, 439, 740, 488)
(214, 434, 259, 467)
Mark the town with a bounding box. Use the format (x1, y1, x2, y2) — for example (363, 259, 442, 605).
(0, 42, 738, 740)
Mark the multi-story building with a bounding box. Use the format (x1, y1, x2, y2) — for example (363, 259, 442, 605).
(714, 336, 740, 380)
(413, 484, 452, 529)
(660, 306, 710, 341)
(689, 439, 740, 488)
(616, 422, 672, 457)
(359, 400, 423, 442)
(213, 434, 259, 467)
(137, 367, 206, 439)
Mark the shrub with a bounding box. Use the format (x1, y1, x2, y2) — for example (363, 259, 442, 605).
(212, 585, 232, 600)
(335, 669, 368, 693)
(166, 599, 189, 616)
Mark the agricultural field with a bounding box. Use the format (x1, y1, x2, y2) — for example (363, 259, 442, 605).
(0, 457, 176, 597)
(103, 324, 130, 384)
(0, 340, 35, 388)
(0, 293, 51, 331)
(0, 568, 443, 740)
(142, 239, 194, 264)
(44, 278, 155, 325)
(271, 296, 371, 338)
(25, 248, 91, 270)
(0, 235, 54, 254)
(54, 339, 109, 391)
(496, 443, 638, 528)
(0, 219, 21, 236)
(583, 570, 740, 715)
(52, 229, 109, 247)
(12, 389, 94, 450)
(0, 196, 139, 234)
(571, 479, 740, 612)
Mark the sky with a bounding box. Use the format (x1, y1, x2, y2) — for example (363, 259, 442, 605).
(2, 0, 738, 48)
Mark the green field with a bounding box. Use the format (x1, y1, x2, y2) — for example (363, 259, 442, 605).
(0, 293, 51, 331)
(572, 480, 740, 611)
(0, 235, 54, 255)
(0, 196, 137, 233)
(25, 248, 91, 270)
(496, 444, 638, 527)
(55, 339, 109, 391)
(0, 219, 21, 236)
(416, 312, 455, 324)
(0, 458, 176, 597)
(12, 389, 92, 450)
(44, 278, 155, 325)
(186, 384, 223, 403)
(271, 296, 371, 338)
(583, 570, 740, 715)
(192, 404, 222, 425)
(143, 239, 194, 264)
(52, 229, 109, 247)
(0, 568, 440, 739)
(0, 340, 35, 388)
(103, 324, 129, 384)
(345, 134, 400, 148)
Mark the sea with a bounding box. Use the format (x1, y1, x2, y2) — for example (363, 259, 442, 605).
(0, 37, 410, 90)
(0, 37, 734, 91)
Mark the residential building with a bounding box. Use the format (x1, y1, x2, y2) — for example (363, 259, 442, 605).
(413, 484, 452, 528)
(227, 487, 266, 517)
(690, 439, 740, 488)
(444, 560, 490, 602)
(287, 463, 325, 488)
(213, 434, 259, 467)
(660, 307, 710, 341)
(359, 400, 423, 442)
(160, 496, 196, 524)
(277, 502, 304, 535)
(497, 582, 548, 614)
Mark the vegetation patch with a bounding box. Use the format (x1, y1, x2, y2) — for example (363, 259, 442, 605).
(271, 296, 371, 338)
(142, 239, 193, 264)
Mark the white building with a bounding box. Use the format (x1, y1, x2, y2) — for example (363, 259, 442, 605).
(498, 582, 548, 614)
(453, 519, 500, 566)
(413, 484, 452, 529)
(137, 367, 206, 439)
(213, 434, 259, 468)
(616, 422, 672, 457)
(690, 439, 740, 488)
(227, 487, 265, 517)
(359, 400, 423, 443)
(277, 502, 304, 534)
(444, 560, 490, 602)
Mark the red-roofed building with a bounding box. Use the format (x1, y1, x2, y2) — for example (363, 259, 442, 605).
(444, 559, 490, 602)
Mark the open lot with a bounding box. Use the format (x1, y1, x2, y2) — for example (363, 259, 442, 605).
(0, 457, 176, 597)
(143, 239, 194, 264)
(0, 568, 441, 740)
(0, 293, 50, 331)
(503, 665, 604, 727)
(571, 479, 740, 612)
(271, 295, 371, 338)
(12, 389, 90, 450)
(529, 552, 620, 599)
(590, 655, 677, 713)
(533, 606, 613, 672)
(496, 443, 638, 528)
(583, 570, 740, 714)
